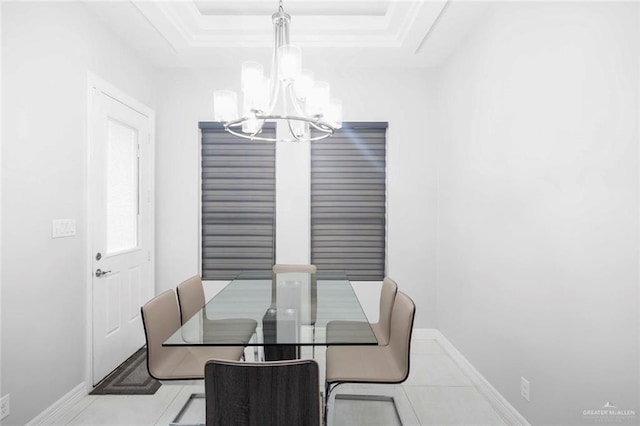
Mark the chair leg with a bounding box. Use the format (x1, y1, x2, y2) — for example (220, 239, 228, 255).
(324, 385, 404, 426)
(312, 324, 316, 358)
(332, 394, 403, 425)
(170, 392, 205, 426)
(323, 382, 338, 426)
(323, 382, 329, 426)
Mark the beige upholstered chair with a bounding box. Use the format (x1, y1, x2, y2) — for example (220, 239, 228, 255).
(141, 289, 245, 380)
(271, 263, 317, 325)
(142, 290, 247, 424)
(176, 275, 257, 345)
(272, 264, 317, 274)
(326, 277, 398, 346)
(269, 264, 318, 360)
(176, 275, 211, 324)
(205, 359, 321, 426)
(324, 291, 416, 424)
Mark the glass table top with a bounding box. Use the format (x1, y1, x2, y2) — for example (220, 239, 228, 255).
(164, 270, 377, 347)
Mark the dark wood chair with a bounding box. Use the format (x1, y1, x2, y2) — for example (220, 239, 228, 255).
(205, 359, 321, 426)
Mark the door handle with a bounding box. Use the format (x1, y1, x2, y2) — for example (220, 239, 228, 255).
(95, 269, 112, 278)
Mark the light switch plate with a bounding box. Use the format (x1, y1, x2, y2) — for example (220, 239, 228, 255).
(52, 219, 76, 238)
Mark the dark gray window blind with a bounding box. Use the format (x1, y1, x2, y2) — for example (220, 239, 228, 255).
(200, 123, 276, 280)
(311, 122, 388, 281)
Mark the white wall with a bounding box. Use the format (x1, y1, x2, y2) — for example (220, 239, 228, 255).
(1, 3, 157, 424)
(435, 2, 638, 424)
(275, 139, 311, 264)
(0, 0, 3, 406)
(155, 66, 439, 327)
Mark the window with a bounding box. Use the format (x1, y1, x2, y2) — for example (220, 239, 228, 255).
(311, 122, 387, 281)
(106, 118, 139, 254)
(200, 123, 276, 280)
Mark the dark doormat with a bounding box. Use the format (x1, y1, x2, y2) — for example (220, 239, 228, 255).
(90, 347, 161, 395)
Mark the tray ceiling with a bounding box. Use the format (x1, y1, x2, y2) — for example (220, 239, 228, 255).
(86, 0, 489, 68)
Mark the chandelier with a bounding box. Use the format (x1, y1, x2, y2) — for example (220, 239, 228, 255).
(213, 0, 342, 142)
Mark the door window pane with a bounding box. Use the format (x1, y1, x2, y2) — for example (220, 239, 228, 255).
(106, 118, 139, 254)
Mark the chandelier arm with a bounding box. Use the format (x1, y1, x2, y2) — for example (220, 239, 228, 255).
(266, 10, 285, 115)
(286, 83, 306, 118)
(283, 15, 290, 45)
(225, 115, 333, 142)
(251, 117, 266, 138)
(286, 119, 304, 142)
(226, 125, 331, 143)
(266, 79, 279, 117)
(278, 0, 290, 45)
(266, 21, 279, 114)
(281, 85, 303, 141)
(283, 85, 303, 142)
(309, 120, 333, 132)
(282, 81, 288, 114)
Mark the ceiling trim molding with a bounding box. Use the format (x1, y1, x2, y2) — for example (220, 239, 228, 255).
(130, 0, 447, 50)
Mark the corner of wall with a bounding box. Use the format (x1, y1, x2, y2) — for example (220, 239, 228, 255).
(431, 330, 530, 426)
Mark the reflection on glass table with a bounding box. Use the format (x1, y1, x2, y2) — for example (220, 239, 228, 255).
(164, 270, 377, 360)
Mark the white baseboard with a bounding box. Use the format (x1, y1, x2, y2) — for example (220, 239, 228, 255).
(26, 382, 87, 426)
(411, 327, 440, 340)
(415, 329, 530, 426)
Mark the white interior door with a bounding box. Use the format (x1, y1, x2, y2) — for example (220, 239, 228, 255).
(89, 81, 154, 385)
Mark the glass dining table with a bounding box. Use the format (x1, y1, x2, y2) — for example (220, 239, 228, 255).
(164, 270, 377, 360)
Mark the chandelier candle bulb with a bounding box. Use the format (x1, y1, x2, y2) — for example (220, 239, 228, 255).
(278, 45, 301, 82)
(294, 69, 314, 100)
(306, 81, 330, 117)
(327, 99, 343, 129)
(213, 90, 238, 122)
(241, 61, 265, 93)
(243, 77, 270, 115)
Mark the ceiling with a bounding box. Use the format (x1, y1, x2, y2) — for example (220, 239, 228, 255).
(85, 0, 490, 69)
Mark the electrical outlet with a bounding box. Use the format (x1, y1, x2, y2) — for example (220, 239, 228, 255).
(0, 394, 9, 420)
(521, 377, 530, 401)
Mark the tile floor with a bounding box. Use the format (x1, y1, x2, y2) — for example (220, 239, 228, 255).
(55, 339, 508, 425)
